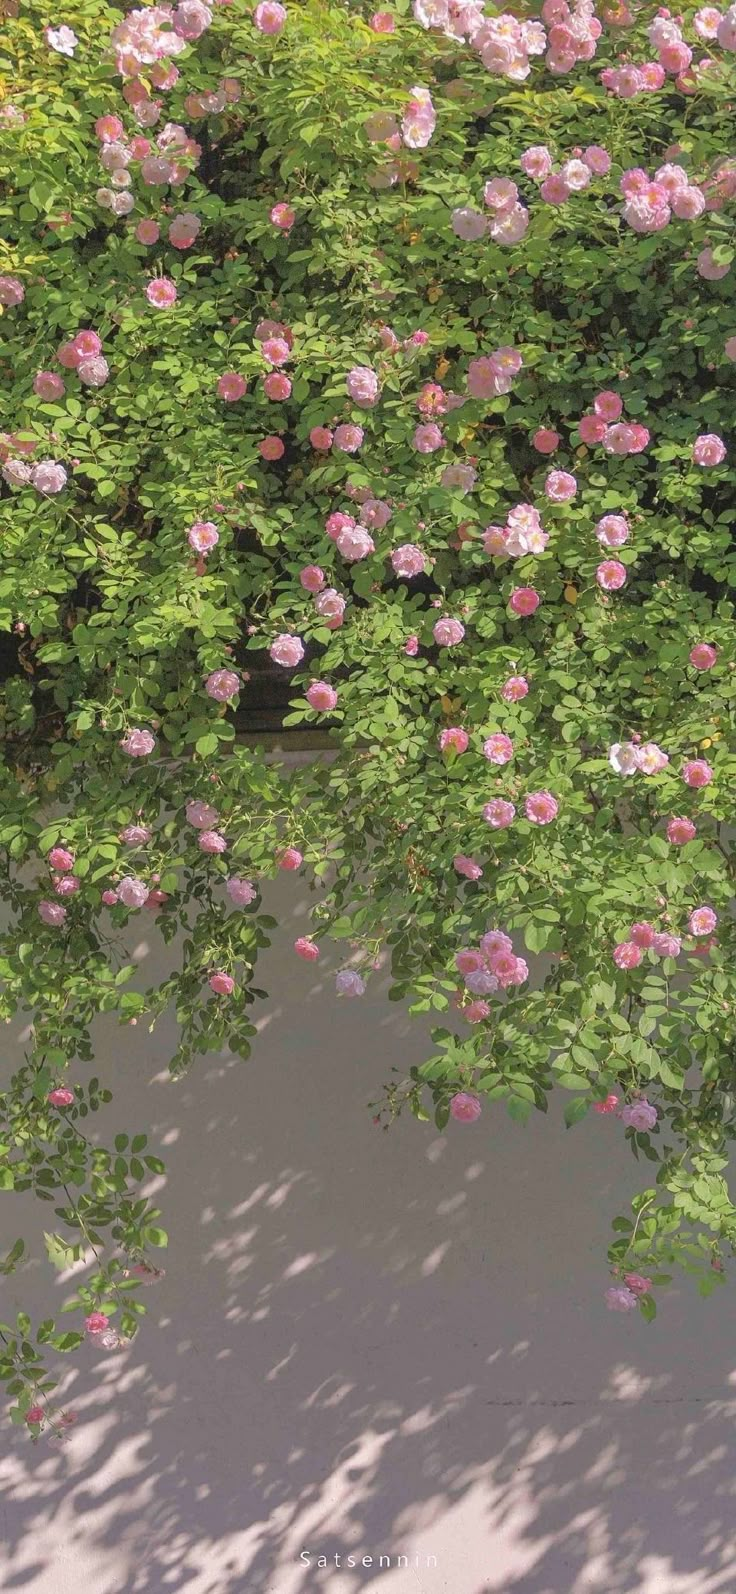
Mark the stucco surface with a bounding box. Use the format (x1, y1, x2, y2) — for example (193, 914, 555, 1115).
(1, 873, 735, 1594)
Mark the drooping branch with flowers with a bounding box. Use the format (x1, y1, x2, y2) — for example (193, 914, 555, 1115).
(0, 0, 735, 1437)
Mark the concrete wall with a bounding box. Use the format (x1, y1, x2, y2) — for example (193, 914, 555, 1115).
(1, 871, 735, 1594)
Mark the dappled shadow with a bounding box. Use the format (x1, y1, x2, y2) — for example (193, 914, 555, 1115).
(1, 875, 735, 1594)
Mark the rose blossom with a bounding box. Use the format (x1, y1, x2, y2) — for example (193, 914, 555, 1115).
(532, 427, 560, 454)
(501, 675, 529, 702)
(544, 471, 573, 503)
(205, 669, 240, 701)
(682, 759, 713, 787)
(31, 461, 67, 494)
(667, 816, 696, 844)
(346, 366, 379, 408)
(613, 941, 643, 969)
(254, 1, 286, 31)
(227, 876, 257, 906)
(433, 617, 465, 647)
(121, 824, 151, 846)
(270, 634, 304, 667)
(120, 728, 156, 757)
(692, 433, 726, 466)
(187, 520, 219, 553)
(483, 733, 514, 765)
(440, 727, 468, 753)
(509, 587, 540, 617)
(33, 371, 65, 401)
(198, 829, 228, 853)
(391, 544, 425, 579)
(217, 372, 247, 401)
(209, 971, 235, 995)
(48, 846, 75, 872)
(278, 847, 303, 870)
(688, 906, 717, 936)
(38, 900, 66, 926)
(449, 1092, 482, 1123)
(146, 277, 178, 308)
(306, 681, 338, 712)
(689, 642, 717, 669)
(605, 1285, 638, 1312)
(48, 1087, 75, 1107)
(482, 798, 516, 829)
(118, 877, 149, 908)
(335, 969, 366, 997)
(597, 560, 627, 591)
(525, 791, 558, 825)
(621, 1099, 658, 1131)
(294, 937, 319, 960)
(454, 855, 483, 880)
(85, 1313, 110, 1334)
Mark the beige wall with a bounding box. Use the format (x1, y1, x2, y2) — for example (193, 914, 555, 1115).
(1, 870, 735, 1594)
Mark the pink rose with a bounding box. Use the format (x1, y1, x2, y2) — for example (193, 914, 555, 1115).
(187, 520, 219, 554)
(205, 669, 240, 701)
(146, 277, 178, 308)
(294, 937, 319, 960)
(254, 0, 286, 31)
(544, 469, 577, 502)
(449, 1092, 482, 1123)
(689, 642, 717, 669)
(186, 799, 219, 829)
(509, 587, 540, 617)
(270, 634, 304, 667)
(335, 969, 366, 997)
(605, 1285, 638, 1312)
(439, 727, 468, 754)
(597, 559, 627, 591)
(682, 759, 712, 787)
(483, 733, 514, 765)
(613, 941, 643, 969)
(621, 1099, 658, 1131)
(278, 847, 303, 870)
(524, 791, 558, 825)
(217, 372, 248, 401)
(692, 433, 726, 466)
(48, 846, 75, 872)
(346, 366, 379, 408)
(688, 905, 717, 936)
(433, 617, 465, 647)
(454, 855, 483, 880)
(501, 675, 529, 702)
(48, 1087, 75, 1107)
(482, 798, 516, 829)
(120, 728, 156, 757)
(227, 876, 257, 906)
(306, 681, 338, 712)
(33, 371, 65, 401)
(199, 830, 228, 854)
(209, 971, 235, 995)
(532, 427, 560, 454)
(391, 544, 425, 579)
(85, 1312, 110, 1334)
(666, 816, 696, 844)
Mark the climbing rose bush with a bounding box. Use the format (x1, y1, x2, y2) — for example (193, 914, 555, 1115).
(0, 0, 735, 1437)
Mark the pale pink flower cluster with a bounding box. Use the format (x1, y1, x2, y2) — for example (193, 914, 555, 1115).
(401, 86, 436, 149)
(466, 346, 523, 400)
(608, 741, 668, 776)
(613, 922, 682, 969)
(482, 504, 549, 558)
(619, 163, 706, 234)
(455, 930, 529, 1021)
(601, 61, 666, 97)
